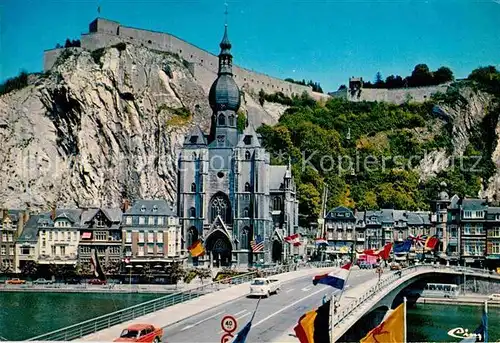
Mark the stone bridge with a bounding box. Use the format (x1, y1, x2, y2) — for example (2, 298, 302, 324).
(332, 265, 500, 342)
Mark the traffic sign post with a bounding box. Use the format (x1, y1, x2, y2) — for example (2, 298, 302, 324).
(220, 333, 233, 343)
(221, 315, 237, 333)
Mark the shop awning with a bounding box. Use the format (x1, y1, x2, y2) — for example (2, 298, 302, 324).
(82, 232, 92, 239)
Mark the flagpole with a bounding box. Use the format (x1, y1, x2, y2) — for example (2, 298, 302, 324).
(484, 300, 488, 343)
(403, 296, 407, 343)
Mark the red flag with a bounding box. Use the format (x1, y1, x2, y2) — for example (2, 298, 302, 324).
(378, 243, 393, 260)
(424, 236, 439, 250)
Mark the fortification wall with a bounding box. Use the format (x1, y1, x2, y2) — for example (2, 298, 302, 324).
(44, 18, 320, 99)
(347, 84, 449, 104)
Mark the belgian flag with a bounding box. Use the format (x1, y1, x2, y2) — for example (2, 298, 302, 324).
(293, 300, 330, 343)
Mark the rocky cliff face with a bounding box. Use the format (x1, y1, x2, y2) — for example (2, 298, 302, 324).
(0, 44, 282, 210)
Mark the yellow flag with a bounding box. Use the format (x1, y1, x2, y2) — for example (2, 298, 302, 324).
(188, 240, 205, 257)
(360, 302, 404, 343)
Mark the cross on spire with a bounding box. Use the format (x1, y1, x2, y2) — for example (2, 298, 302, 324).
(224, 2, 228, 26)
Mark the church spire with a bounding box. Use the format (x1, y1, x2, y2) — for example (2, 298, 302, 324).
(218, 4, 233, 75)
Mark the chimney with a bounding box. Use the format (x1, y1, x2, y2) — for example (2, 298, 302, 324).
(2, 209, 8, 220)
(50, 205, 56, 220)
(17, 209, 29, 237)
(122, 199, 130, 213)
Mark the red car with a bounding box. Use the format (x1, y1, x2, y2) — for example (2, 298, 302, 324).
(88, 278, 107, 285)
(114, 324, 163, 343)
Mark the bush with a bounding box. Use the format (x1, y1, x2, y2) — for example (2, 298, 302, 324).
(0, 71, 29, 96)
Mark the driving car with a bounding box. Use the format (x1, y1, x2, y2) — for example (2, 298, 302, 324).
(488, 293, 500, 302)
(88, 278, 107, 285)
(5, 278, 26, 285)
(113, 324, 163, 342)
(33, 278, 54, 285)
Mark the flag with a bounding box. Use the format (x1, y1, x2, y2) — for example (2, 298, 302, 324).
(360, 302, 405, 343)
(97, 5, 101, 14)
(393, 240, 412, 253)
(408, 234, 427, 248)
(90, 249, 106, 280)
(250, 235, 264, 252)
(424, 235, 439, 251)
(312, 262, 351, 289)
(188, 240, 205, 257)
(232, 296, 261, 343)
(314, 238, 328, 246)
(293, 299, 331, 343)
(471, 302, 488, 342)
(285, 233, 301, 246)
(378, 243, 393, 260)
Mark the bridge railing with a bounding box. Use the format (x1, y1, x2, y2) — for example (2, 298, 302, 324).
(27, 262, 335, 341)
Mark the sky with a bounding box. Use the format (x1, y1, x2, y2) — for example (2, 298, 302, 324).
(1, 0, 499, 92)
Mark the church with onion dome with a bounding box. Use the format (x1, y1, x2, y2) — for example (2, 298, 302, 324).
(177, 24, 299, 268)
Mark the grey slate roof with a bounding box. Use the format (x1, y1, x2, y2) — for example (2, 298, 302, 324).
(380, 209, 394, 223)
(488, 207, 500, 214)
(406, 212, 424, 225)
(183, 125, 208, 147)
(125, 200, 176, 216)
(236, 124, 261, 148)
(269, 166, 287, 190)
(17, 215, 44, 243)
(393, 210, 407, 222)
(462, 198, 487, 211)
(80, 208, 122, 225)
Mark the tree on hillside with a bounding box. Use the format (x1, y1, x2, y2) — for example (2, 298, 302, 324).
(468, 66, 500, 94)
(375, 72, 384, 87)
(409, 64, 433, 87)
(433, 66, 454, 84)
(384, 75, 405, 89)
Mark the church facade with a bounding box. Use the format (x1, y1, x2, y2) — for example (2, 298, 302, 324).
(177, 25, 299, 267)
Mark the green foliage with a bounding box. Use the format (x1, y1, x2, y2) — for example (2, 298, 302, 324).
(364, 64, 454, 89)
(284, 78, 323, 93)
(0, 71, 29, 96)
(237, 111, 247, 133)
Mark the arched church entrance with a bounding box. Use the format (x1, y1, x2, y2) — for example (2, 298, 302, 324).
(205, 230, 232, 267)
(272, 239, 283, 263)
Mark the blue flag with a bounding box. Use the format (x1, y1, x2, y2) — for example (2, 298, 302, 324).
(393, 239, 412, 253)
(460, 302, 488, 343)
(232, 321, 252, 343)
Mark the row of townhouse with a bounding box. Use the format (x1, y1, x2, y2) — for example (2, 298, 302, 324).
(0, 200, 183, 273)
(320, 190, 500, 268)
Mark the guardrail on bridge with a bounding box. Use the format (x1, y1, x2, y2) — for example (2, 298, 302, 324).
(27, 261, 334, 341)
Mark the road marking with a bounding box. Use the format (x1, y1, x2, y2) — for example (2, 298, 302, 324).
(234, 310, 247, 316)
(218, 312, 251, 334)
(301, 286, 312, 292)
(286, 288, 295, 293)
(180, 310, 225, 331)
(252, 286, 332, 329)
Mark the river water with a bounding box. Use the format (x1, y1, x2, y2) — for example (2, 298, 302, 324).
(0, 292, 498, 341)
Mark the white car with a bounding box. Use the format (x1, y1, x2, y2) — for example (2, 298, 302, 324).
(249, 278, 281, 297)
(488, 293, 500, 302)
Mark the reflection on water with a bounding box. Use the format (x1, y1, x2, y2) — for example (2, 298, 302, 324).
(407, 303, 499, 342)
(0, 292, 161, 340)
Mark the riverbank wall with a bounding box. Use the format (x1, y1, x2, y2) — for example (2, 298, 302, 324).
(416, 295, 500, 307)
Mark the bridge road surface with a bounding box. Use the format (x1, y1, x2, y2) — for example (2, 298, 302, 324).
(162, 269, 376, 343)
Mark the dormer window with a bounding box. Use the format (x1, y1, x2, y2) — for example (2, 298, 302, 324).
(229, 115, 235, 126)
(245, 151, 251, 160)
(190, 136, 198, 144)
(141, 206, 146, 212)
(244, 135, 252, 145)
(217, 135, 225, 147)
(152, 205, 158, 213)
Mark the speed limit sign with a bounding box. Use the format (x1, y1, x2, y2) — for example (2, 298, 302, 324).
(221, 315, 237, 333)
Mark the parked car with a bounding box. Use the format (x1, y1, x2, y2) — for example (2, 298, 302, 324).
(359, 262, 373, 269)
(249, 277, 281, 298)
(88, 279, 107, 285)
(66, 278, 81, 285)
(33, 278, 54, 285)
(488, 293, 500, 302)
(113, 323, 163, 342)
(5, 278, 26, 285)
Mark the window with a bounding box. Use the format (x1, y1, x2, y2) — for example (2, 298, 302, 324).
(397, 231, 403, 241)
(273, 197, 283, 211)
(137, 245, 144, 256)
(157, 232, 163, 243)
(80, 246, 91, 254)
(67, 232, 71, 241)
(138, 232, 144, 243)
(125, 231, 132, 243)
(217, 135, 225, 146)
(153, 206, 158, 213)
(191, 183, 196, 192)
(147, 244, 154, 254)
(209, 193, 231, 224)
(157, 217, 164, 226)
(42, 239, 46, 248)
(2, 233, 6, 241)
(492, 242, 500, 254)
(110, 246, 121, 254)
(140, 206, 146, 212)
(243, 135, 252, 145)
(245, 151, 251, 160)
(245, 182, 251, 192)
(148, 231, 154, 242)
(243, 207, 249, 218)
(51, 246, 56, 255)
(189, 207, 196, 218)
(489, 227, 500, 238)
(463, 211, 472, 218)
(240, 227, 249, 249)
(148, 216, 154, 225)
(126, 216, 132, 225)
(1, 246, 5, 255)
(60, 246, 66, 256)
(229, 115, 235, 126)
(7, 233, 13, 242)
(464, 224, 471, 235)
(218, 113, 226, 126)
(95, 231, 107, 241)
(139, 217, 145, 225)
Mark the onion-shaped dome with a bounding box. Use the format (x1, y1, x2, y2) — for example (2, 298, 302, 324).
(209, 74, 241, 112)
